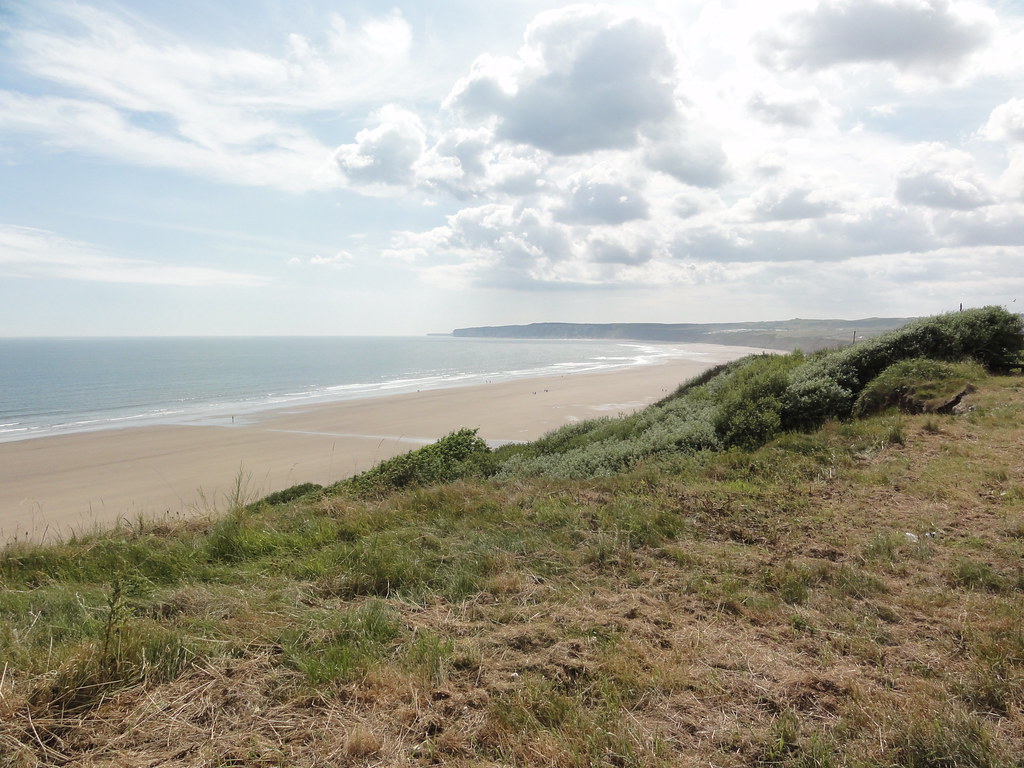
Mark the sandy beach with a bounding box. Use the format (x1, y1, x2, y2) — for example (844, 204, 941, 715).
(0, 343, 767, 543)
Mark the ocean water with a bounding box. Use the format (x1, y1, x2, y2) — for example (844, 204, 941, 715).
(0, 336, 715, 443)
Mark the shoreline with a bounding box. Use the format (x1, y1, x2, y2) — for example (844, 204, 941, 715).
(0, 343, 770, 544)
(0, 337, 715, 446)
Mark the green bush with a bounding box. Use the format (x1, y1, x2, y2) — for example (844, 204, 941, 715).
(782, 374, 853, 431)
(778, 307, 1021, 430)
(794, 307, 1022, 398)
(338, 428, 491, 496)
(712, 354, 797, 449)
(715, 396, 782, 450)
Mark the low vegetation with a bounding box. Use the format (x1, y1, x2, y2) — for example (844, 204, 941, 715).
(1, 307, 1023, 766)
(336, 306, 1023, 484)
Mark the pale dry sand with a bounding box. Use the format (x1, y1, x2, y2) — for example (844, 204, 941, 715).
(1, 344, 767, 543)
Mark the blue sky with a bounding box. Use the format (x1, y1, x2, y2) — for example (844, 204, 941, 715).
(1, 0, 1022, 335)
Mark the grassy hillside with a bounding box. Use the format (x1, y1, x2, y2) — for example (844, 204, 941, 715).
(2, 308, 1023, 767)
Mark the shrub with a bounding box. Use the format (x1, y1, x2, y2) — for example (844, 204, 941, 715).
(795, 307, 1022, 399)
(777, 307, 1020, 429)
(338, 428, 491, 496)
(781, 374, 853, 431)
(715, 396, 783, 450)
(712, 354, 796, 449)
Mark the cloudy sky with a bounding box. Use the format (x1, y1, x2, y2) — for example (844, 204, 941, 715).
(1, 0, 1022, 336)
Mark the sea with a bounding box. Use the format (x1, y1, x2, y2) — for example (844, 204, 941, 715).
(0, 336, 717, 443)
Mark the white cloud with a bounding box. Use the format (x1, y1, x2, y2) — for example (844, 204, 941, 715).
(643, 124, 731, 188)
(13, 4, 415, 113)
(430, 127, 493, 180)
(335, 106, 427, 186)
(0, 224, 269, 286)
(556, 170, 650, 225)
(938, 204, 1024, 246)
(673, 203, 937, 263)
(895, 143, 993, 209)
(588, 235, 656, 266)
(308, 252, 355, 269)
(747, 90, 822, 127)
(0, 3, 423, 191)
(446, 6, 680, 155)
(330, 2, 1022, 308)
(673, 190, 713, 219)
(402, 203, 675, 289)
(757, 0, 994, 77)
(981, 98, 1024, 142)
(750, 184, 842, 220)
(0, 91, 338, 192)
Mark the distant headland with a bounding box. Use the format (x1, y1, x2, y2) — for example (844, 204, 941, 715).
(452, 317, 913, 352)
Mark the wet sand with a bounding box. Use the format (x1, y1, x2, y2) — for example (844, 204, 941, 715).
(0, 344, 767, 543)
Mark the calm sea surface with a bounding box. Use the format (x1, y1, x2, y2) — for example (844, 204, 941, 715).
(0, 336, 714, 443)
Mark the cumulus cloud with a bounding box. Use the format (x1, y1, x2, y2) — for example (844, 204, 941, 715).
(981, 98, 1024, 142)
(757, 0, 993, 76)
(431, 127, 493, 179)
(556, 172, 649, 225)
(747, 90, 822, 128)
(414, 132, 555, 199)
(938, 205, 1024, 246)
(895, 143, 993, 209)
(643, 126, 730, 188)
(0, 224, 268, 286)
(673, 204, 936, 263)
(588, 236, 655, 265)
(398, 203, 670, 288)
(751, 185, 841, 220)
(330, 4, 730, 208)
(335, 106, 426, 186)
(673, 192, 708, 219)
(447, 6, 679, 155)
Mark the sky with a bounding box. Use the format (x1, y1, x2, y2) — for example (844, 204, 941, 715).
(1, 0, 1022, 336)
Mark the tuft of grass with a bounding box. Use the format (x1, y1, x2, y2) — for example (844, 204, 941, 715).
(885, 417, 906, 446)
(404, 630, 455, 684)
(948, 559, 1007, 592)
(26, 576, 197, 714)
(283, 600, 402, 685)
(761, 562, 830, 605)
(889, 707, 1013, 768)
